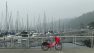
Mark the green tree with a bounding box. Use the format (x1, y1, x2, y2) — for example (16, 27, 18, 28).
(88, 21, 94, 29)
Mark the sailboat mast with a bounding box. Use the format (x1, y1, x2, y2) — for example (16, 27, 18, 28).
(27, 13, 29, 32)
(0, 12, 3, 32)
(52, 17, 54, 32)
(58, 17, 61, 32)
(6, 1, 8, 32)
(37, 15, 41, 33)
(16, 11, 19, 32)
(9, 12, 12, 32)
(43, 12, 47, 34)
(22, 18, 24, 31)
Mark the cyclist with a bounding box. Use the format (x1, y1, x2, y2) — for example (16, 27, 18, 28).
(49, 35, 61, 47)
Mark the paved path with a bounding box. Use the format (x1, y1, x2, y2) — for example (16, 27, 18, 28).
(0, 48, 94, 53)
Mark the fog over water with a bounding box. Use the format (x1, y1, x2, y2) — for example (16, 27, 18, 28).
(0, 0, 94, 31)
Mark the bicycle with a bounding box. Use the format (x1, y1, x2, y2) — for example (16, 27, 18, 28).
(41, 40, 62, 51)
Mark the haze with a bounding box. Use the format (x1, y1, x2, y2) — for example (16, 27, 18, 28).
(0, 0, 94, 28)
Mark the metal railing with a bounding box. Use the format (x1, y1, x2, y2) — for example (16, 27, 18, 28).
(0, 34, 94, 48)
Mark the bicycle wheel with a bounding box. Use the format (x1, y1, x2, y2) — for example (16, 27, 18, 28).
(55, 43, 62, 51)
(41, 42, 49, 51)
(41, 45, 49, 51)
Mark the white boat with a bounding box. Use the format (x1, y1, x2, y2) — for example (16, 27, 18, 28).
(32, 33, 39, 37)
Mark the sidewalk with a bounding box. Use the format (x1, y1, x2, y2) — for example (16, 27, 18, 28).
(0, 48, 94, 53)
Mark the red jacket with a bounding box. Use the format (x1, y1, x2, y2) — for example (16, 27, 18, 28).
(55, 36, 60, 44)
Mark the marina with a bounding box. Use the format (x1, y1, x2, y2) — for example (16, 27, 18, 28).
(0, 0, 94, 53)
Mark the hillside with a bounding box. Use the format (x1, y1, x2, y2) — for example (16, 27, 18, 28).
(68, 11, 94, 29)
(35, 11, 94, 32)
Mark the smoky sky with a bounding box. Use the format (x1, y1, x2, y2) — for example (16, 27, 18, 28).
(0, 0, 94, 27)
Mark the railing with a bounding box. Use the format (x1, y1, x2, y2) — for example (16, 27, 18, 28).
(0, 35, 94, 48)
